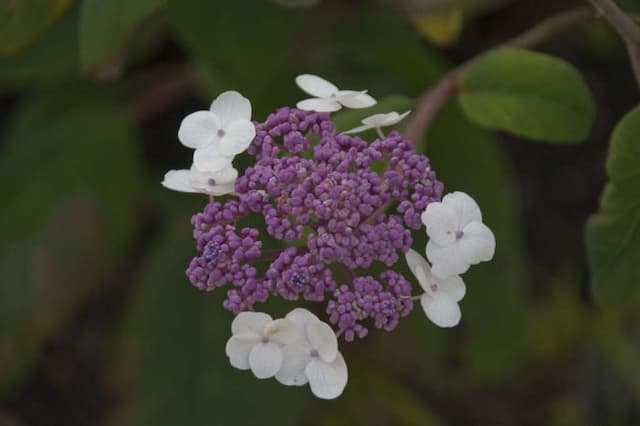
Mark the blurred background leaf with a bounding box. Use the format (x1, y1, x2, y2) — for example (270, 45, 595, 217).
(0, 83, 142, 393)
(106, 217, 305, 426)
(0, 0, 71, 55)
(412, 1, 464, 47)
(587, 104, 640, 306)
(78, 0, 166, 70)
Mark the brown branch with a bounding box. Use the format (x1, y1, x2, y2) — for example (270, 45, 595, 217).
(588, 0, 640, 88)
(405, 7, 598, 142)
(127, 64, 194, 122)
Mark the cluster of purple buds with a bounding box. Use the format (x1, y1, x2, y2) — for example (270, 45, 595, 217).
(163, 75, 497, 400)
(187, 105, 443, 340)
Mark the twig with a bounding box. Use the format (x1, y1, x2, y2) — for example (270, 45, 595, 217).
(588, 0, 640, 88)
(405, 7, 598, 141)
(127, 64, 194, 122)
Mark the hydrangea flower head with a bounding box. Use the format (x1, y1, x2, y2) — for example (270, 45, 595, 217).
(166, 76, 496, 400)
(189, 106, 443, 329)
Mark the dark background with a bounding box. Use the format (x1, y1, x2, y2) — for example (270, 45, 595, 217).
(1, 0, 639, 425)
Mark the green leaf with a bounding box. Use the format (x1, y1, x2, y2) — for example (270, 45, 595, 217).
(107, 220, 305, 426)
(586, 105, 640, 306)
(458, 47, 595, 143)
(0, 84, 142, 392)
(79, 0, 166, 67)
(0, 0, 71, 55)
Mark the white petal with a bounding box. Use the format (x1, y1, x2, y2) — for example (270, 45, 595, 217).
(188, 166, 237, 196)
(437, 274, 466, 302)
(383, 110, 411, 126)
(295, 74, 339, 98)
(231, 311, 272, 339)
(306, 322, 337, 363)
(296, 98, 342, 112)
(426, 240, 471, 277)
(404, 248, 433, 292)
(286, 308, 320, 329)
(305, 353, 348, 400)
(217, 120, 256, 157)
(210, 164, 239, 185)
(343, 124, 374, 134)
(358, 111, 410, 128)
(336, 91, 376, 109)
(249, 342, 283, 379)
(427, 222, 495, 277)
(209, 91, 252, 127)
(225, 336, 258, 370)
(275, 342, 311, 386)
(264, 319, 298, 345)
(422, 202, 459, 246)
(459, 221, 496, 264)
(192, 144, 234, 172)
(360, 112, 391, 127)
(420, 293, 461, 328)
(161, 169, 199, 193)
(208, 182, 236, 196)
(178, 110, 220, 149)
(442, 192, 482, 228)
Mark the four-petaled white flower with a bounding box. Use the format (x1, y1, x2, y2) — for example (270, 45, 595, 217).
(345, 111, 411, 137)
(421, 191, 496, 278)
(405, 249, 466, 328)
(161, 164, 238, 195)
(178, 90, 256, 172)
(275, 308, 348, 400)
(225, 312, 298, 379)
(295, 74, 376, 112)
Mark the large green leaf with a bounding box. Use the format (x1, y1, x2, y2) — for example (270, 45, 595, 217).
(458, 47, 595, 143)
(107, 219, 305, 426)
(0, 84, 142, 392)
(79, 0, 166, 67)
(0, 0, 71, 55)
(586, 105, 640, 306)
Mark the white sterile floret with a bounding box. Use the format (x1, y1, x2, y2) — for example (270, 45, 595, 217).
(161, 164, 238, 195)
(225, 312, 298, 379)
(295, 74, 376, 112)
(275, 308, 348, 400)
(421, 191, 496, 277)
(344, 111, 411, 135)
(405, 249, 466, 328)
(178, 91, 256, 172)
